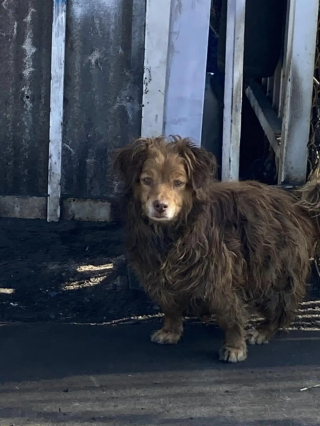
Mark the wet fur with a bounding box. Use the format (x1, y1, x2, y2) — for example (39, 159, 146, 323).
(113, 136, 319, 362)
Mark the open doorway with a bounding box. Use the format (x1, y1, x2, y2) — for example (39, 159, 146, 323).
(202, 0, 289, 184)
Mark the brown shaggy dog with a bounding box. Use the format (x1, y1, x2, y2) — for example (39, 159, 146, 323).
(113, 136, 320, 362)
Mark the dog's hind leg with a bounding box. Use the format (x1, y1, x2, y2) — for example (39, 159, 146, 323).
(151, 307, 184, 344)
(247, 282, 305, 345)
(211, 293, 249, 363)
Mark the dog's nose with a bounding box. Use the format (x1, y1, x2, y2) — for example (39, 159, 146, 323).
(153, 200, 168, 213)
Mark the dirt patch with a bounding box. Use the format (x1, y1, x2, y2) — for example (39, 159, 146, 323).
(0, 218, 155, 323)
(0, 218, 319, 325)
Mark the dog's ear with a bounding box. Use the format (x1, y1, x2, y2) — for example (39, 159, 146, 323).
(174, 137, 218, 195)
(113, 138, 150, 188)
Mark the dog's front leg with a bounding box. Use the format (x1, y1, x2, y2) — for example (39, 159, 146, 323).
(151, 307, 183, 345)
(211, 293, 248, 363)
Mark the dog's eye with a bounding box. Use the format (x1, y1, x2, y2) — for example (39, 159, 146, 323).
(173, 180, 184, 187)
(141, 177, 152, 185)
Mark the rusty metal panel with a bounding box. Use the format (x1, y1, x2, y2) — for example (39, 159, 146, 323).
(0, 0, 52, 196)
(62, 0, 146, 199)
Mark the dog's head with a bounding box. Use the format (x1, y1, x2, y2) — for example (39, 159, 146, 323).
(113, 136, 217, 222)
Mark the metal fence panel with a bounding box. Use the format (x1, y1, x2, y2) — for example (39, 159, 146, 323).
(0, 0, 52, 196)
(61, 0, 145, 200)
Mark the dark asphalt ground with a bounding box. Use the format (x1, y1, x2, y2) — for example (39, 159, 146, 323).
(0, 319, 319, 426)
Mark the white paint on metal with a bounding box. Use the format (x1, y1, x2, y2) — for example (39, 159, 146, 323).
(13, 21, 17, 38)
(279, 0, 319, 185)
(2, 0, 9, 10)
(221, 0, 246, 181)
(71, 0, 117, 19)
(141, 0, 172, 137)
(47, 0, 67, 221)
(2, 0, 17, 179)
(164, 0, 211, 145)
(21, 8, 36, 135)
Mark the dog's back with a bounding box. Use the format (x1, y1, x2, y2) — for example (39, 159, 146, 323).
(208, 180, 314, 304)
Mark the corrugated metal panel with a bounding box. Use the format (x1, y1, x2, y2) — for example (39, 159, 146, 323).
(62, 0, 146, 199)
(0, 0, 52, 196)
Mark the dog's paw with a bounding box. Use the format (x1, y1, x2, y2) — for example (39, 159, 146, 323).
(246, 328, 269, 345)
(219, 344, 247, 363)
(151, 329, 181, 344)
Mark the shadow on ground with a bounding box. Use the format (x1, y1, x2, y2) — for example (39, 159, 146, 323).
(0, 219, 155, 323)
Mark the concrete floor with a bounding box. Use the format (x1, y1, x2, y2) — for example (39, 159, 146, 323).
(0, 319, 319, 426)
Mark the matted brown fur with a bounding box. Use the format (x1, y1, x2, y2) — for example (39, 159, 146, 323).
(113, 136, 319, 362)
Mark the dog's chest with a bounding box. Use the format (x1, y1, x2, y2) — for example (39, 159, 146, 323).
(128, 227, 175, 270)
(152, 231, 173, 256)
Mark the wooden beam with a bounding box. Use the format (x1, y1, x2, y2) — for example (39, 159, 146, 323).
(141, 0, 172, 137)
(164, 0, 211, 145)
(61, 198, 111, 222)
(47, 0, 67, 221)
(245, 82, 281, 158)
(221, 0, 246, 181)
(0, 195, 113, 222)
(272, 61, 282, 114)
(0, 196, 47, 219)
(278, 0, 319, 185)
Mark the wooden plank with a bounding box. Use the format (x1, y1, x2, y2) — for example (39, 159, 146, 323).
(272, 61, 282, 113)
(61, 198, 111, 222)
(0, 196, 112, 222)
(0, 196, 47, 219)
(278, 1, 292, 118)
(164, 0, 211, 145)
(245, 82, 281, 158)
(47, 0, 67, 221)
(221, 0, 246, 181)
(266, 76, 274, 100)
(141, 0, 172, 137)
(278, 0, 319, 185)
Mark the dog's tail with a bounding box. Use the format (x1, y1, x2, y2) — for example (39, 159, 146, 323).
(297, 168, 320, 235)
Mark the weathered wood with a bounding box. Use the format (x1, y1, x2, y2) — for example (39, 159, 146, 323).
(278, 0, 319, 185)
(272, 61, 282, 113)
(141, 0, 172, 137)
(0, 196, 47, 219)
(245, 82, 281, 158)
(221, 0, 246, 181)
(61, 198, 111, 222)
(47, 0, 67, 221)
(0, 195, 112, 222)
(164, 0, 211, 145)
